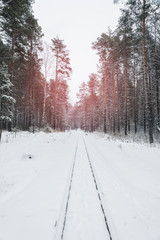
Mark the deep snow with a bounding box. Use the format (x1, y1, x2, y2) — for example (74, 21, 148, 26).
(0, 130, 160, 240)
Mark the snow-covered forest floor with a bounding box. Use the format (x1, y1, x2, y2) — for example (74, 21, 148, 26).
(0, 130, 160, 240)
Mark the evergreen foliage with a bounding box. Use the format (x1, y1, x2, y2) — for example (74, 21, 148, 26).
(0, 62, 15, 140)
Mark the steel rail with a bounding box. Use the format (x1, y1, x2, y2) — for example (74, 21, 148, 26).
(56, 134, 113, 240)
(82, 136, 113, 240)
(60, 138, 79, 240)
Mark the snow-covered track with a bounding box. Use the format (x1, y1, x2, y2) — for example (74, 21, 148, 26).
(54, 137, 79, 240)
(82, 136, 113, 240)
(60, 138, 78, 239)
(54, 133, 114, 240)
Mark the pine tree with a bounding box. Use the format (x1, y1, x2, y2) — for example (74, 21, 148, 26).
(76, 82, 88, 130)
(126, 0, 159, 142)
(51, 37, 72, 130)
(116, 9, 135, 135)
(25, 14, 43, 132)
(92, 33, 112, 133)
(1, 0, 43, 132)
(0, 62, 15, 140)
(87, 74, 99, 131)
(1, 0, 34, 79)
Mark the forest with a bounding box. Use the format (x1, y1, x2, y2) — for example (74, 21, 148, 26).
(0, 0, 160, 143)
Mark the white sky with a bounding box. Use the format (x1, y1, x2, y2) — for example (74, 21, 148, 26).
(33, 0, 122, 103)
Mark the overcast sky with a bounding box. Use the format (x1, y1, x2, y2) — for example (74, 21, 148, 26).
(33, 0, 122, 103)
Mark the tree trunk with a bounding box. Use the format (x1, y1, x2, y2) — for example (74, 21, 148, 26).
(142, 0, 147, 133)
(42, 80, 47, 127)
(147, 70, 154, 143)
(156, 70, 160, 128)
(10, 32, 15, 82)
(154, 19, 160, 129)
(124, 54, 128, 136)
(104, 60, 107, 134)
(53, 51, 58, 130)
(112, 64, 116, 134)
(116, 71, 120, 133)
(0, 120, 2, 141)
(7, 32, 15, 133)
(133, 58, 137, 134)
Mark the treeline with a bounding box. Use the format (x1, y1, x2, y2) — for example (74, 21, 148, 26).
(0, 0, 71, 140)
(71, 0, 160, 143)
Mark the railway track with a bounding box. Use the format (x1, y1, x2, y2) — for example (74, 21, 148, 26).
(54, 133, 113, 240)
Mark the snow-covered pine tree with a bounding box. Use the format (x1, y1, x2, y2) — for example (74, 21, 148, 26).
(0, 62, 15, 141)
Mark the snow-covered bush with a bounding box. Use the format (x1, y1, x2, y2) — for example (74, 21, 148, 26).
(43, 125, 53, 133)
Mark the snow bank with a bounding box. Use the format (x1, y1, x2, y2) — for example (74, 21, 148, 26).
(0, 131, 77, 240)
(85, 132, 160, 240)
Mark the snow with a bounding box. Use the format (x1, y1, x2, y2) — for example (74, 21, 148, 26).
(61, 136, 110, 240)
(85, 133, 160, 240)
(0, 131, 77, 240)
(0, 130, 160, 240)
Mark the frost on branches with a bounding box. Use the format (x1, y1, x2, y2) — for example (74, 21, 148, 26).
(0, 62, 15, 140)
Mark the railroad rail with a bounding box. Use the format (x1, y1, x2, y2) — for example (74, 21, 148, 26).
(54, 134, 113, 240)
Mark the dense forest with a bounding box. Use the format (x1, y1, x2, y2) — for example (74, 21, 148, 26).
(70, 0, 160, 143)
(0, 0, 72, 140)
(0, 0, 160, 143)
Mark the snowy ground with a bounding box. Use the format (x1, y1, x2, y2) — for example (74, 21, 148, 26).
(0, 130, 160, 240)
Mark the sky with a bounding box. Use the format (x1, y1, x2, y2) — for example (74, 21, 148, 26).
(33, 0, 123, 103)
